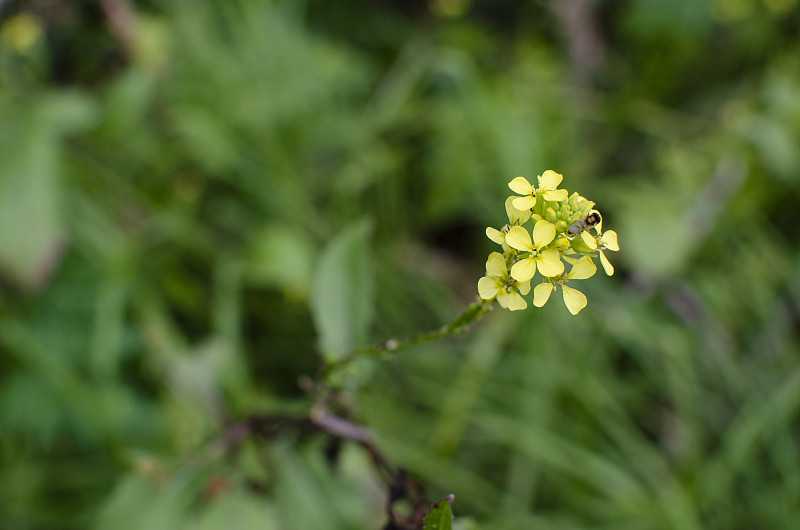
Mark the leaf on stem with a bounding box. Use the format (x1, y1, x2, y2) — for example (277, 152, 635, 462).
(311, 219, 374, 361)
(422, 495, 455, 529)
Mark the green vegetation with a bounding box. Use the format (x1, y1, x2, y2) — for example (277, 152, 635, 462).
(2, 0, 800, 528)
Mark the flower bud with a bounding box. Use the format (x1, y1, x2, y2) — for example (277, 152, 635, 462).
(570, 237, 594, 254)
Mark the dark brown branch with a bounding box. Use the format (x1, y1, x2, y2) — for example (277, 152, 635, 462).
(100, 0, 138, 58)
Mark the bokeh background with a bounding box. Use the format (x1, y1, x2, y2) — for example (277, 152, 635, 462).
(2, 0, 800, 528)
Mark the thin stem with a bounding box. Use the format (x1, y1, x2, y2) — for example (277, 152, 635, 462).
(323, 298, 495, 377)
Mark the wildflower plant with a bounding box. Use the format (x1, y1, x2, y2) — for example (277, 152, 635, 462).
(327, 169, 620, 373)
(479, 170, 619, 315)
(320, 171, 618, 527)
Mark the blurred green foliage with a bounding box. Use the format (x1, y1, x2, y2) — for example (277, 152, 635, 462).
(2, 0, 800, 528)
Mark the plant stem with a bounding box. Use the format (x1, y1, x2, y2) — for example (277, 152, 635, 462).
(323, 298, 494, 376)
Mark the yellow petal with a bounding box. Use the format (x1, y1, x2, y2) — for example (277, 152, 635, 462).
(478, 277, 502, 300)
(512, 195, 536, 211)
(504, 291, 528, 311)
(538, 170, 563, 190)
(505, 226, 534, 252)
(495, 290, 510, 308)
(603, 230, 619, 251)
(533, 282, 553, 307)
(600, 250, 614, 276)
(580, 231, 597, 249)
(516, 280, 531, 296)
(485, 252, 507, 278)
(508, 176, 533, 195)
(510, 257, 537, 282)
(567, 256, 597, 280)
(486, 226, 505, 245)
(542, 189, 568, 202)
(505, 196, 532, 224)
(532, 220, 556, 248)
(535, 248, 565, 277)
(561, 285, 587, 315)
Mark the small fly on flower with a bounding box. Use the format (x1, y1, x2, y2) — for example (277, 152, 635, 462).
(567, 212, 601, 236)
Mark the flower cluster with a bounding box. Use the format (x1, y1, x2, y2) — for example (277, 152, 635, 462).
(478, 170, 619, 315)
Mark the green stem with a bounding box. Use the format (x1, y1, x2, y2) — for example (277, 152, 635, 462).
(323, 298, 495, 377)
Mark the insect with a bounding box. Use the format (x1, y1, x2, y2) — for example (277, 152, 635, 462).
(567, 212, 601, 236)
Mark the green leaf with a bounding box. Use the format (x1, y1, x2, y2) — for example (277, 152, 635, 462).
(311, 219, 374, 361)
(94, 472, 193, 530)
(0, 91, 95, 289)
(245, 223, 315, 299)
(193, 490, 280, 530)
(271, 441, 344, 529)
(423, 495, 455, 530)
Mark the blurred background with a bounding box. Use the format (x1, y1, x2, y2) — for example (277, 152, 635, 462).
(2, 0, 800, 528)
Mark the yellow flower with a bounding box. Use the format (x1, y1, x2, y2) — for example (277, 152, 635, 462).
(597, 229, 619, 276)
(574, 218, 619, 276)
(508, 176, 537, 211)
(508, 171, 569, 212)
(532, 256, 596, 315)
(537, 170, 569, 202)
(477, 252, 531, 311)
(505, 221, 564, 282)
